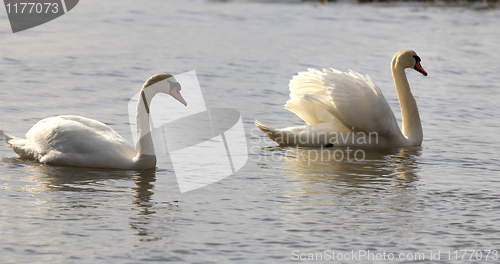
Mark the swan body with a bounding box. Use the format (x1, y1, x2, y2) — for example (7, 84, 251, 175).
(255, 50, 427, 147)
(1, 73, 187, 169)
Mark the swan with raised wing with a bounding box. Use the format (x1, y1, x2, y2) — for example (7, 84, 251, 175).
(255, 50, 427, 147)
(0, 73, 187, 169)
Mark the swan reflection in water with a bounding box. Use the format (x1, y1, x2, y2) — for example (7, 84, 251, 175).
(2, 162, 179, 242)
(257, 146, 425, 241)
(259, 146, 421, 195)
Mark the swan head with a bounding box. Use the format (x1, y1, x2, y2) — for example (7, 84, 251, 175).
(143, 73, 187, 106)
(392, 50, 428, 76)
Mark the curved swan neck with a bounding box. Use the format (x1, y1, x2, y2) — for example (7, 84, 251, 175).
(133, 87, 157, 167)
(391, 63, 423, 145)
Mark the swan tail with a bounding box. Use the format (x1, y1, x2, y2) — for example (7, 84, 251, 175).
(255, 119, 278, 133)
(255, 119, 286, 144)
(255, 119, 288, 145)
(0, 130, 18, 143)
(0, 130, 38, 160)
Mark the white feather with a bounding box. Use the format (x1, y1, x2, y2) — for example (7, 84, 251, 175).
(1, 73, 187, 169)
(256, 50, 426, 147)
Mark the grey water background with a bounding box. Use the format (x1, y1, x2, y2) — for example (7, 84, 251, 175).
(1, 0, 499, 263)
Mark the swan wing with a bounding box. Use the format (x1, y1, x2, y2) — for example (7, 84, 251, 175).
(320, 69, 401, 138)
(285, 68, 337, 125)
(23, 116, 136, 167)
(52, 115, 123, 138)
(261, 68, 403, 146)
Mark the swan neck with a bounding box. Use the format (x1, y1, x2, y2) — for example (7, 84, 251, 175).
(392, 64, 423, 145)
(134, 87, 157, 167)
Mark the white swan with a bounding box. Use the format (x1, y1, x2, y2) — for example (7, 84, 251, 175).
(255, 50, 428, 147)
(0, 73, 187, 169)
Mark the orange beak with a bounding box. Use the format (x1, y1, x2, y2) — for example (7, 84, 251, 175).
(171, 87, 187, 106)
(414, 61, 428, 76)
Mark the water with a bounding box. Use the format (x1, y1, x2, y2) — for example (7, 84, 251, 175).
(1, 0, 500, 263)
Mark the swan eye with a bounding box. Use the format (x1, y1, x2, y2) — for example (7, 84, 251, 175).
(413, 55, 428, 76)
(413, 55, 421, 63)
(167, 80, 181, 93)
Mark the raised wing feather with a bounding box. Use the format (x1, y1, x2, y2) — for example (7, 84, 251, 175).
(321, 69, 401, 137)
(285, 68, 336, 125)
(284, 68, 402, 139)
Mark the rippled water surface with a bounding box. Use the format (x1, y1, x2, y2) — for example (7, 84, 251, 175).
(1, 1, 500, 263)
